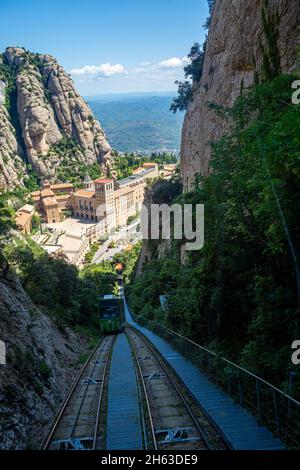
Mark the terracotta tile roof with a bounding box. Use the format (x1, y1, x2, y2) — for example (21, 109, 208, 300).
(74, 189, 95, 198)
(56, 194, 71, 200)
(18, 204, 34, 214)
(133, 167, 144, 174)
(43, 197, 59, 207)
(114, 186, 135, 198)
(94, 178, 114, 184)
(50, 183, 74, 189)
(142, 162, 157, 167)
(41, 189, 55, 198)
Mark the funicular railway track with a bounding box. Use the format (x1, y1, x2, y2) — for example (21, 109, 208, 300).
(125, 326, 227, 450)
(44, 327, 227, 451)
(44, 335, 115, 450)
(44, 271, 229, 454)
(43, 282, 290, 451)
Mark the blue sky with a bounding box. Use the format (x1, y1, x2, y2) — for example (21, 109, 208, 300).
(1, 0, 209, 95)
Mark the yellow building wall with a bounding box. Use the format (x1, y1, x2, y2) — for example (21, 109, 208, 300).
(45, 205, 61, 224)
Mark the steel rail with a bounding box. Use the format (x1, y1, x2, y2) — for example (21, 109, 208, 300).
(67, 336, 112, 441)
(125, 329, 158, 450)
(43, 336, 111, 450)
(92, 335, 116, 450)
(126, 325, 214, 450)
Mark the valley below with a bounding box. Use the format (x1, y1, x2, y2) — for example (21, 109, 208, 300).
(88, 93, 184, 155)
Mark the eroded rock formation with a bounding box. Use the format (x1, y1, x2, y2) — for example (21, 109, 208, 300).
(0, 47, 112, 187)
(0, 94, 27, 190)
(42, 54, 111, 166)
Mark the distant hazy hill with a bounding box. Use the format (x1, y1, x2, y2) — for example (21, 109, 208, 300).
(87, 92, 184, 155)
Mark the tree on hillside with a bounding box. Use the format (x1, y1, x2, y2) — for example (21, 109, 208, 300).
(0, 197, 15, 240)
(203, 0, 216, 29)
(170, 42, 205, 113)
(184, 42, 206, 83)
(170, 0, 215, 113)
(170, 81, 193, 113)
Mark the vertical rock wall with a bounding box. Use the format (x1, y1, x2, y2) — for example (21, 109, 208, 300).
(181, 0, 300, 190)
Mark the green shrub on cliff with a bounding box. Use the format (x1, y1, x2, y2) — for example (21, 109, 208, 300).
(3, 237, 117, 328)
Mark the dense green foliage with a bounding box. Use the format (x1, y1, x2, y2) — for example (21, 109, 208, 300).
(113, 242, 142, 285)
(184, 43, 206, 83)
(260, 0, 281, 82)
(24, 166, 40, 191)
(128, 75, 300, 397)
(84, 242, 101, 264)
(3, 238, 115, 327)
(40, 137, 102, 185)
(0, 189, 37, 241)
(170, 81, 193, 114)
(0, 195, 16, 241)
(80, 262, 117, 295)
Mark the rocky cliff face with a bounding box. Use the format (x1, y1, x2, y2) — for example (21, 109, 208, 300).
(0, 83, 27, 189)
(181, 0, 300, 190)
(0, 47, 112, 188)
(42, 54, 111, 166)
(0, 258, 89, 449)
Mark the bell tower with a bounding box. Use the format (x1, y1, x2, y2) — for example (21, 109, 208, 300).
(94, 178, 116, 230)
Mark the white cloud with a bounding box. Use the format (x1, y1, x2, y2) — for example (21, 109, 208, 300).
(132, 56, 190, 78)
(134, 67, 147, 73)
(70, 63, 126, 78)
(158, 56, 190, 69)
(71, 55, 189, 94)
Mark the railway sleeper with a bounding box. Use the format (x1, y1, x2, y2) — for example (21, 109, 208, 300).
(51, 437, 94, 450)
(156, 427, 199, 444)
(143, 372, 165, 380)
(80, 378, 102, 385)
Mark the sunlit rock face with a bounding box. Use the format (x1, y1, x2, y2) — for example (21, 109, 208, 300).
(181, 0, 300, 190)
(0, 85, 27, 190)
(0, 260, 85, 449)
(0, 47, 112, 188)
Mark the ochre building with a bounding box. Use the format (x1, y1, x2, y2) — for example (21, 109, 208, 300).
(30, 163, 158, 230)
